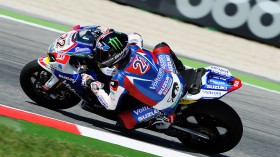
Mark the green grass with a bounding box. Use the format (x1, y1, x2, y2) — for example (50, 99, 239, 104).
(0, 116, 157, 157)
(0, 126, 112, 157)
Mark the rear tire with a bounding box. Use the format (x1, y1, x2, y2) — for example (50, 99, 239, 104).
(176, 100, 243, 154)
(20, 60, 81, 109)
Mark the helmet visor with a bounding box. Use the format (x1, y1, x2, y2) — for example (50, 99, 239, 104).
(95, 45, 109, 64)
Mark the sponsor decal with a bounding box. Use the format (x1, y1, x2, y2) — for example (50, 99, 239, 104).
(163, 87, 169, 96)
(56, 53, 66, 60)
(150, 68, 164, 90)
(72, 53, 87, 57)
(167, 82, 179, 102)
(210, 66, 230, 76)
(175, 0, 280, 46)
(61, 80, 81, 99)
(118, 0, 280, 47)
(97, 95, 108, 108)
(137, 109, 159, 122)
(158, 55, 166, 69)
(166, 55, 174, 71)
(158, 55, 174, 72)
(75, 47, 91, 52)
(58, 74, 76, 83)
(206, 85, 228, 90)
(212, 75, 227, 81)
(202, 90, 222, 97)
(133, 106, 150, 115)
(108, 37, 123, 51)
(54, 53, 70, 64)
(56, 50, 66, 54)
(102, 47, 127, 66)
(158, 76, 173, 95)
(133, 106, 160, 122)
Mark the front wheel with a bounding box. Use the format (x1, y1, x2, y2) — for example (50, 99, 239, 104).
(19, 60, 81, 109)
(176, 100, 243, 154)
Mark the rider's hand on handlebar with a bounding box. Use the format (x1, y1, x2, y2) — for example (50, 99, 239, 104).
(81, 73, 104, 94)
(89, 81, 104, 94)
(81, 73, 95, 87)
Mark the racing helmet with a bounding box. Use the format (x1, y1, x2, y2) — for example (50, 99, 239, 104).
(95, 32, 129, 67)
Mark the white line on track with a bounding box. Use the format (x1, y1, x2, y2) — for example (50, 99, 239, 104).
(0, 14, 64, 34)
(77, 125, 193, 157)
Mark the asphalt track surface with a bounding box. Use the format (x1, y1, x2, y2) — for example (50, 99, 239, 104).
(1, 17, 280, 157)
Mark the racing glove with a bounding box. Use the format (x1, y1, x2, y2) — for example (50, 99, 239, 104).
(81, 73, 104, 94)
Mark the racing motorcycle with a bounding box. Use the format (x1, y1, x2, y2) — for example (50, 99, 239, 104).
(20, 25, 243, 154)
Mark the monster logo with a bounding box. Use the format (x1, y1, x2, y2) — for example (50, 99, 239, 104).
(108, 37, 123, 51)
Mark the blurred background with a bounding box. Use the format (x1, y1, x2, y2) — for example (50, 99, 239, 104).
(1, 0, 280, 83)
(0, 1, 280, 157)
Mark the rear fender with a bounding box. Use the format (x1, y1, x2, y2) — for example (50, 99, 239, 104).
(183, 66, 242, 100)
(200, 66, 242, 99)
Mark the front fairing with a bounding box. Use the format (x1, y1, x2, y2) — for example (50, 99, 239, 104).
(48, 29, 95, 58)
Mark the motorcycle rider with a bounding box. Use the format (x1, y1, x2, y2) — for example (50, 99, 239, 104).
(72, 25, 145, 110)
(42, 24, 144, 110)
(81, 31, 187, 130)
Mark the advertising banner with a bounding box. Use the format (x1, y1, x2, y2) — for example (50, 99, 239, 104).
(113, 0, 280, 48)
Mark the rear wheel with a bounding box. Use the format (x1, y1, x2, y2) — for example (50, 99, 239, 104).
(176, 100, 243, 154)
(20, 60, 81, 109)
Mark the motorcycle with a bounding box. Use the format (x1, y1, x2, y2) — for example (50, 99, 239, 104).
(19, 25, 243, 154)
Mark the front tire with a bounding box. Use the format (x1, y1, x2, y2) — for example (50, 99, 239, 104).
(20, 60, 81, 109)
(176, 100, 243, 154)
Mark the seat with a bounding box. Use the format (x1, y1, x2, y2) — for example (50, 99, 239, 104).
(180, 68, 206, 95)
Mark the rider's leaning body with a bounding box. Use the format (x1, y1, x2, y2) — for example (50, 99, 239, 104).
(82, 32, 187, 129)
(95, 44, 185, 114)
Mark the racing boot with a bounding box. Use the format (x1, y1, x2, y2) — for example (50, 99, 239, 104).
(154, 113, 176, 130)
(81, 101, 94, 112)
(81, 99, 103, 113)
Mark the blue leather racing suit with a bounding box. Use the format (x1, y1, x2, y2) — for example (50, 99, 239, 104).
(93, 43, 185, 129)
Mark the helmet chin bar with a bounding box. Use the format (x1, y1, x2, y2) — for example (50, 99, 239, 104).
(100, 66, 118, 76)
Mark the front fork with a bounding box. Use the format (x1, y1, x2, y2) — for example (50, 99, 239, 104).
(42, 74, 59, 91)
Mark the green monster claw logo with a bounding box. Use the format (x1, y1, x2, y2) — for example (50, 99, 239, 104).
(108, 37, 123, 51)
